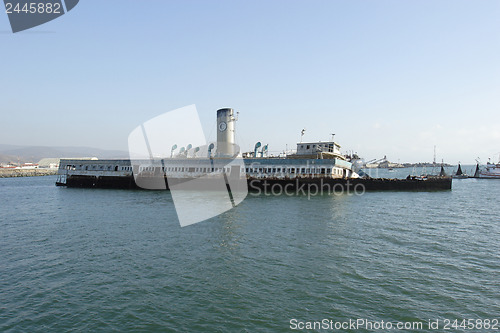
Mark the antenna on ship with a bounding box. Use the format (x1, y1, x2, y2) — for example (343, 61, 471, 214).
(330, 133, 335, 141)
(300, 129, 306, 143)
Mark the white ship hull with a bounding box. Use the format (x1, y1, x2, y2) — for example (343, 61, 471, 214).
(477, 163, 500, 179)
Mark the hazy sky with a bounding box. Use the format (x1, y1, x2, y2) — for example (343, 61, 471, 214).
(1, 0, 499, 163)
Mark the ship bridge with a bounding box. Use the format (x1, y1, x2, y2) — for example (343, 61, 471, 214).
(288, 141, 345, 160)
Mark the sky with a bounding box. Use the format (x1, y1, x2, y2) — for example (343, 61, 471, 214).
(1, 0, 499, 163)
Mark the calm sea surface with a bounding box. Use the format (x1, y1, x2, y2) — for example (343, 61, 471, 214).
(1, 168, 499, 332)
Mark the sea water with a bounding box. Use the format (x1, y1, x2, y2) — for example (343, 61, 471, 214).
(0, 169, 498, 332)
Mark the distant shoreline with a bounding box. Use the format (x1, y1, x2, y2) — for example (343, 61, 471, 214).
(0, 169, 57, 178)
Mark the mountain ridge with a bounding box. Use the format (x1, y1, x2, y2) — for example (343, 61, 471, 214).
(0, 145, 129, 164)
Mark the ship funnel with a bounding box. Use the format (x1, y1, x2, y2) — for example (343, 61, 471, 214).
(216, 108, 237, 157)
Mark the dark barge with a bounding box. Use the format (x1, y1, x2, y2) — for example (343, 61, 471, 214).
(57, 165, 452, 192)
(56, 107, 452, 193)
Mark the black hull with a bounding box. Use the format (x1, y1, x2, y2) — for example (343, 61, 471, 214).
(62, 175, 452, 192)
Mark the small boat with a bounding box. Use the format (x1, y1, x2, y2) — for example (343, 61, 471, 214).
(475, 161, 500, 179)
(439, 165, 447, 177)
(452, 163, 468, 179)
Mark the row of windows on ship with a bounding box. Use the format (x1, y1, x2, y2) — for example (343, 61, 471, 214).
(299, 143, 337, 152)
(64, 164, 132, 171)
(137, 165, 348, 176)
(65, 164, 347, 176)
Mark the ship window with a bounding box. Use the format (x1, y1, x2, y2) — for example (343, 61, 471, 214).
(188, 167, 195, 172)
(327, 168, 331, 174)
(321, 168, 326, 174)
(291, 168, 295, 173)
(301, 168, 305, 173)
(313, 145, 316, 148)
(306, 145, 310, 149)
(301, 145, 304, 149)
(115, 166, 118, 171)
(85, 166, 88, 170)
(272, 168, 276, 173)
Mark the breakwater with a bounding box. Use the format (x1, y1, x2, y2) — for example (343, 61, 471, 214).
(0, 169, 57, 178)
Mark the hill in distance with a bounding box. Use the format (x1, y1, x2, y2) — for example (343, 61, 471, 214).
(0, 144, 129, 164)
